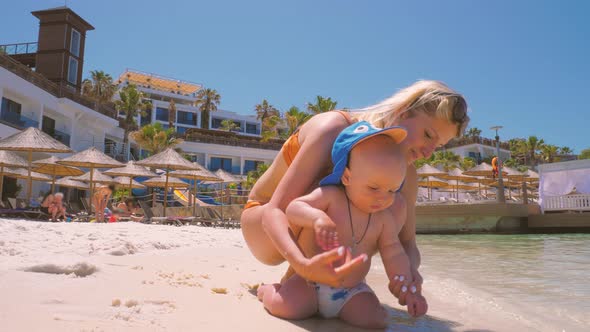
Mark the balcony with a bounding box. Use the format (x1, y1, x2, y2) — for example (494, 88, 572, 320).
(181, 128, 284, 151)
(0, 110, 39, 129)
(42, 129, 71, 146)
(0, 52, 117, 119)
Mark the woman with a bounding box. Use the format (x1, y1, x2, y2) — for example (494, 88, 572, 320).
(92, 184, 115, 223)
(114, 198, 143, 222)
(240, 80, 469, 303)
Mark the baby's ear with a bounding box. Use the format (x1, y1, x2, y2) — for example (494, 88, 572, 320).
(341, 167, 351, 185)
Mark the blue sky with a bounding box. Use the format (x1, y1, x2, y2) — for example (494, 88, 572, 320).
(3, 0, 589, 152)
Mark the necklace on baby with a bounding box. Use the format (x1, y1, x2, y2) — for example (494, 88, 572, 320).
(345, 192, 371, 249)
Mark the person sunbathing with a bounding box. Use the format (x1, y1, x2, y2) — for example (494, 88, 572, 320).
(48, 192, 66, 222)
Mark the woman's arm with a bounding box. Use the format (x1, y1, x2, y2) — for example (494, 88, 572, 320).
(262, 112, 366, 286)
(399, 165, 421, 274)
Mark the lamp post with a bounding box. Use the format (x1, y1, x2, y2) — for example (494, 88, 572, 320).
(490, 126, 506, 203)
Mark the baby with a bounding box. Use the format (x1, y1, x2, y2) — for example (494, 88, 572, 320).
(257, 121, 427, 329)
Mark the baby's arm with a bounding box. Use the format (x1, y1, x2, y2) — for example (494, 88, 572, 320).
(286, 186, 340, 251)
(378, 208, 428, 317)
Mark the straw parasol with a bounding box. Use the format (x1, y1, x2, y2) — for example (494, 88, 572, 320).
(112, 176, 145, 189)
(170, 162, 221, 214)
(135, 148, 200, 216)
(0, 127, 72, 201)
(73, 170, 115, 184)
(58, 147, 124, 213)
(2, 167, 52, 182)
(32, 156, 84, 194)
(524, 169, 539, 182)
(143, 174, 190, 188)
(0, 150, 29, 200)
(55, 177, 89, 190)
(416, 164, 447, 200)
(463, 162, 507, 177)
(103, 161, 156, 195)
(438, 168, 475, 199)
(212, 169, 241, 184)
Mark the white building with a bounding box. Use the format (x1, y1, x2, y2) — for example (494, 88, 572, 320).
(116, 69, 277, 175)
(538, 159, 590, 213)
(442, 136, 511, 162)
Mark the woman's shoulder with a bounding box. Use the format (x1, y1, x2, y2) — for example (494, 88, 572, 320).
(300, 111, 353, 139)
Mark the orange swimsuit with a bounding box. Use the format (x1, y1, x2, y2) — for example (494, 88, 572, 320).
(244, 111, 353, 210)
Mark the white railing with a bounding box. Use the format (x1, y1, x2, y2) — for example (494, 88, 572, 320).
(543, 194, 590, 212)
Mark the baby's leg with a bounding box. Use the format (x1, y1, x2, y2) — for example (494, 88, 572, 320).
(339, 291, 388, 329)
(257, 274, 317, 320)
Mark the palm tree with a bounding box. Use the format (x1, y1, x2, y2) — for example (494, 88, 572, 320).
(220, 119, 240, 132)
(459, 157, 476, 171)
(81, 70, 117, 112)
(540, 144, 559, 163)
(560, 146, 573, 155)
(168, 99, 177, 131)
(431, 151, 461, 171)
(465, 127, 482, 138)
(508, 138, 528, 165)
(115, 84, 152, 146)
(524, 136, 544, 166)
(255, 100, 281, 142)
(255, 99, 280, 123)
(579, 148, 590, 160)
(306, 96, 338, 114)
(284, 106, 310, 136)
(129, 122, 183, 155)
(195, 88, 221, 129)
(245, 163, 270, 189)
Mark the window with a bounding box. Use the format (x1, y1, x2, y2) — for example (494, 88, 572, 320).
(140, 109, 152, 126)
(70, 29, 81, 57)
(155, 107, 169, 121)
(246, 123, 258, 135)
(177, 126, 189, 134)
(1, 97, 21, 115)
(177, 111, 197, 126)
(244, 160, 262, 173)
(211, 118, 223, 129)
(67, 57, 78, 84)
(210, 157, 232, 172)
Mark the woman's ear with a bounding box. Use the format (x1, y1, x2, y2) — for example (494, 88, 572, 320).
(341, 167, 351, 186)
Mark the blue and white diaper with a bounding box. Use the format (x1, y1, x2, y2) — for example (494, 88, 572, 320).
(313, 281, 374, 318)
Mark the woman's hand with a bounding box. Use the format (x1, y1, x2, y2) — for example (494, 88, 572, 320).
(298, 246, 367, 288)
(388, 269, 423, 305)
(313, 216, 340, 251)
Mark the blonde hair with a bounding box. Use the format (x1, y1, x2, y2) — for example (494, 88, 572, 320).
(350, 80, 469, 137)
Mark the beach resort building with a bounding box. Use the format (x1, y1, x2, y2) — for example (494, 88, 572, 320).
(441, 136, 511, 163)
(115, 69, 277, 175)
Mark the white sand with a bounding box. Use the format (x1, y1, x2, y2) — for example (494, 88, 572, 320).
(0, 218, 534, 331)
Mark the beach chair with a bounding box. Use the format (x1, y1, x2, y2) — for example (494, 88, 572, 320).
(193, 206, 217, 227)
(7, 198, 49, 220)
(0, 200, 29, 218)
(137, 201, 195, 226)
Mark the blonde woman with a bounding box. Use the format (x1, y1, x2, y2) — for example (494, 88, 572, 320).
(240, 80, 469, 305)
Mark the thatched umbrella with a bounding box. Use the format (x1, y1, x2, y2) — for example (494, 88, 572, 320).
(171, 162, 221, 215)
(417, 176, 449, 200)
(112, 176, 145, 189)
(416, 164, 446, 200)
(438, 168, 475, 199)
(135, 148, 199, 216)
(143, 174, 189, 210)
(103, 161, 156, 195)
(0, 127, 72, 202)
(58, 147, 124, 213)
(32, 156, 84, 194)
(0, 150, 29, 200)
(54, 176, 90, 203)
(55, 177, 89, 190)
(524, 169, 539, 182)
(2, 167, 52, 189)
(72, 169, 116, 185)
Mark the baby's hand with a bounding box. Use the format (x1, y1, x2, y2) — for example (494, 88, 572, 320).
(405, 293, 428, 318)
(313, 217, 340, 251)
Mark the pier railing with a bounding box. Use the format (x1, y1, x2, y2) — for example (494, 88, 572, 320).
(543, 194, 590, 212)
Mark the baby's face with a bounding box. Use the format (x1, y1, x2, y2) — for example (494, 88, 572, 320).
(343, 137, 407, 214)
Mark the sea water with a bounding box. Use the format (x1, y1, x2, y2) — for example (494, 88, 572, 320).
(370, 234, 590, 332)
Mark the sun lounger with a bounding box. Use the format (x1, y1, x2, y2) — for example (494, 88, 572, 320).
(137, 201, 195, 226)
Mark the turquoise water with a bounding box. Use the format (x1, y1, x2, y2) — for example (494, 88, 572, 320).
(371, 234, 590, 331)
